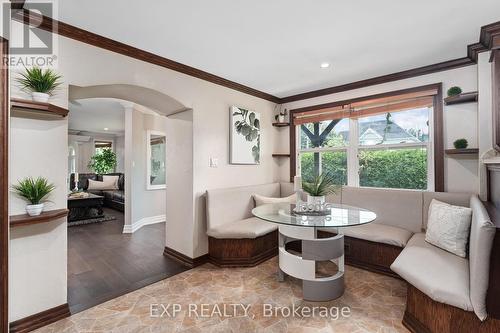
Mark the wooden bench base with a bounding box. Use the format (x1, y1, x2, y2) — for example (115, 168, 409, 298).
(208, 231, 278, 267)
(403, 284, 500, 333)
(318, 230, 403, 278)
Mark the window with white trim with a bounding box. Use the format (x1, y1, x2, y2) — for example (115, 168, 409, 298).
(296, 95, 435, 191)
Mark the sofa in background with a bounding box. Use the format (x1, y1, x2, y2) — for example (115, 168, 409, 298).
(206, 182, 294, 267)
(70, 173, 125, 212)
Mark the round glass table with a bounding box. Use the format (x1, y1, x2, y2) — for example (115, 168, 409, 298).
(252, 202, 377, 301)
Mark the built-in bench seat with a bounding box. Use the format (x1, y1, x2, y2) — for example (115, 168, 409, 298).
(206, 182, 294, 267)
(340, 223, 413, 247)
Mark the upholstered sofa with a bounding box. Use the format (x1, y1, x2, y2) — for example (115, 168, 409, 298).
(206, 182, 294, 266)
(206, 183, 499, 332)
(70, 173, 125, 212)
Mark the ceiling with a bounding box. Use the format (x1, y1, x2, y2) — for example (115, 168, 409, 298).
(68, 98, 125, 135)
(38, 0, 500, 97)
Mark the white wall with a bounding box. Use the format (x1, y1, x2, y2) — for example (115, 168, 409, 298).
(9, 118, 68, 322)
(123, 108, 167, 233)
(280, 66, 480, 194)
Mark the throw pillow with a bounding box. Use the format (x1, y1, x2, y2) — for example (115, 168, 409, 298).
(102, 175, 120, 190)
(88, 178, 118, 191)
(253, 193, 297, 207)
(425, 199, 472, 257)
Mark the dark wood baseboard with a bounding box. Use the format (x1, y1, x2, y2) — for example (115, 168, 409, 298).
(318, 230, 403, 278)
(9, 303, 70, 333)
(208, 231, 278, 267)
(404, 284, 500, 333)
(163, 247, 209, 268)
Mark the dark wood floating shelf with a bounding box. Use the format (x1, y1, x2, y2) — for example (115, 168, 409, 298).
(443, 92, 478, 106)
(11, 98, 69, 120)
(272, 153, 290, 158)
(10, 209, 69, 228)
(272, 122, 290, 127)
(445, 148, 479, 156)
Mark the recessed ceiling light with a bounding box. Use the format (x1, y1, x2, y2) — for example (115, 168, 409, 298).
(104, 128, 109, 131)
(320, 62, 330, 69)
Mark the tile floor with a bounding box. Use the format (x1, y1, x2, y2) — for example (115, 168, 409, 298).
(35, 258, 408, 332)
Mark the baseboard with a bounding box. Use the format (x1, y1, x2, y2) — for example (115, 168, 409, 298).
(208, 247, 277, 267)
(163, 246, 209, 268)
(9, 303, 70, 333)
(123, 214, 165, 233)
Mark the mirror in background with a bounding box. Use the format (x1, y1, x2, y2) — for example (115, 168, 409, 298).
(147, 130, 166, 190)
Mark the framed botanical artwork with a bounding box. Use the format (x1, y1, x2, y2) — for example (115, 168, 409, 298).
(230, 106, 261, 164)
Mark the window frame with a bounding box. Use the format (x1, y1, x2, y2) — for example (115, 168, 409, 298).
(290, 83, 443, 192)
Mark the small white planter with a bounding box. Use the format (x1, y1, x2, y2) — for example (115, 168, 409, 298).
(31, 92, 50, 103)
(307, 194, 325, 210)
(278, 115, 285, 123)
(26, 203, 44, 216)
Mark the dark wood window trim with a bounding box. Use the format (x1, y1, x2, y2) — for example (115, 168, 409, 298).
(289, 83, 444, 192)
(493, 50, 500, 152)
(0, 36, 9, 333)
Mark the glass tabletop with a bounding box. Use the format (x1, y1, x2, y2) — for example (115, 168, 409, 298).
(252, 202, 377, 228)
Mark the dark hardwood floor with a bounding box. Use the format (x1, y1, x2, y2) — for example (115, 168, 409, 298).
(68, 207, 188, 314)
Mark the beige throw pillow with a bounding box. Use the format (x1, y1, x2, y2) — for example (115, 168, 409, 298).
(88, 178, 118, 191)
(253, 193, 297, 207)
(102, 175, 120, 190)
(425, 199, 472, 257)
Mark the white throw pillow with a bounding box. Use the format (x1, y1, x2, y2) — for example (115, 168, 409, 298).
(88, 178, 118, 191)
(425, 199, 472, 257)
(253, 193, 297, 207)
(102, 175, 120, 190)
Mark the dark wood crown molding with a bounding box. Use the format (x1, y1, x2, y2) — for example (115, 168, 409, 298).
(11, 9, 281, 103)
(280, 58, 472, 103)
(9, 6, 500, 105)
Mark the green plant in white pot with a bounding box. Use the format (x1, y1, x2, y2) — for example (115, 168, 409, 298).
(12, 177, 55, 216)
(302, 172, 339, 209)
(15, 67, 62, 103)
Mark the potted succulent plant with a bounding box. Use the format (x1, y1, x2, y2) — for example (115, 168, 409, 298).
(453, 138, 468, 149)
(15, 67, 63, 103)
(275, 109, 288, 123)
(447, 86, 462, 97)
(12, 177, 55, 216)
(302, 172, 339, 209)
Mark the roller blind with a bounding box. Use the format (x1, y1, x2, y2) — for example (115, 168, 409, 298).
(292, 88, 437, 125)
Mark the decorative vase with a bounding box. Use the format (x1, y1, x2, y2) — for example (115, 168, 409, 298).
(26, 203, 44, 216)
(31, 92, 50, 103)
(278, 115, 285, 123)
(307, 194, 325, 211)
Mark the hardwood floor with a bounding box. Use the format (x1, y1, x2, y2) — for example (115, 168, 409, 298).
(67, 207, 188, 314)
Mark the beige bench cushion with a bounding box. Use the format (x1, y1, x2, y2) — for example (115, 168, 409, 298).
(341, 187, 423, 233)
(391, 233, 472, 312)
(469, 196, 496, 321)
(340, 223, 413, 247)
(207, 217, 277, 239)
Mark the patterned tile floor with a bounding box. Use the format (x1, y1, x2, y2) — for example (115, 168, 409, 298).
(34, 258, 408, 332)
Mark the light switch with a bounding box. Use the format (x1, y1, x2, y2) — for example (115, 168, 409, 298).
(209, 157, 218, 168)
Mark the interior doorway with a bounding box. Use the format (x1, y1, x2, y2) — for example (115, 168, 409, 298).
(66, 97, 187, 313)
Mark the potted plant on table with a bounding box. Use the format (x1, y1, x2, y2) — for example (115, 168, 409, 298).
(302, 172, 339, 209)
(12, 177, 55, 216)
(88, 149, 117, 174)
(15, 67, 63, 103)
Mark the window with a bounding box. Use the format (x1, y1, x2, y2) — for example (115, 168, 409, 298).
(295, 89, 437, 191)
(95, 140, 112, 155)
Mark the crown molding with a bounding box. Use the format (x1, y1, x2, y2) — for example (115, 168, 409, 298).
(9, 3, 500, 104)
(11, 8, 281, 103)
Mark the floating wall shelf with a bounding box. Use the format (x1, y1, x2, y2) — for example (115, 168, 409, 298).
(11, 98, 69, 120)
(272, 122, 290, 127)
(443, 92, 478, 106)
(10, 209, 69, 228)
(272, 153, 290, 158)
(445, 148, 479, 157)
